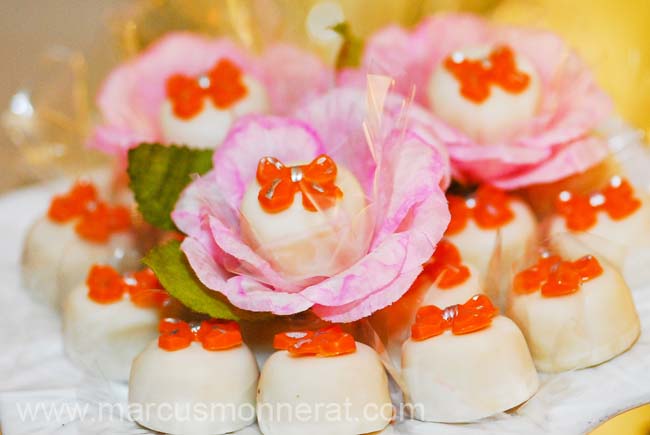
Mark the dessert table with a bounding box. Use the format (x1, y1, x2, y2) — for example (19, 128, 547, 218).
(0, 179, 649, 435)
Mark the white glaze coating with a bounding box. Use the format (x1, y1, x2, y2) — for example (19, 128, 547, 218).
(428, 46, 541, 143)
(257, 343, 391, 435)
(129, 340, 259, 435)
(446, 200, 538, 306)
(507, 259, 640, 372)
(62, 284, 158, 381)
(160, 75, 269, 149)
(240, 166, 369, 280)
(402, 316, 539, 423)
(21, 217, 140, 308)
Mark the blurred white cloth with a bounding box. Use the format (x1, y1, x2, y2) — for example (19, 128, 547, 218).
(1, 180, 649, 434)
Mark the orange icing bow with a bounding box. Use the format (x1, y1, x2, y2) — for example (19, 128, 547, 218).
(411, 294, 498, 341)
(257, 154, 343, 213)
(556, 177, 642, 231)
(444, 45, 530, 103)
(422, 240, 470, 289)
(158, 318, 243, 352)
(86, 265, 169, 307)
(513, 254, 603, 297)
(446, 185, 515, 235)
(166, 59, 247, 119)
(273, 325, 356, 357)
(47, 181, 131, 243)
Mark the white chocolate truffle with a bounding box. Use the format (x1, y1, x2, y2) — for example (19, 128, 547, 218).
(21, 217, 140, 308)
(129, 340, 259, 435)
(240, 165, 369, 279)
(402, 316, 539, 423)
(428, 46, 541, 143)
(62, 283, 159, 381)
(446, 199, 538, 305)
(160, 75, 268, 149)
(549, 198, 650, 287)
(507, 258, 640, 373)
(257, 343, 392, 435)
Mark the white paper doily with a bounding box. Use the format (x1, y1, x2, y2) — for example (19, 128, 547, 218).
(1, 180, 649, 435)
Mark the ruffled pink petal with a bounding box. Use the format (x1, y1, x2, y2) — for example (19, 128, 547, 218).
(182, 237, 313, 315)
(91, 33, 260, 157)
(213, 115, 326, 210)
(491, 136, 610, 189)
(312, 254, 425, 323)
(259, 44, 333, 115)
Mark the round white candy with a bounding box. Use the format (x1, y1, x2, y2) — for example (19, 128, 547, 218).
(402, 316, 539, 423)
(428, 46, 541, 143)
(160, 75, 269, 149)
(62, 283, 159, 381)
(21, 217, 140, 308)
(257, 343, 392, 435)
(240, 165, 369, 280)
(549, 198, 650, 287)
(129, 340, 259, 435)
(446, 199, 538, 307)
(507, 259, 640, 372)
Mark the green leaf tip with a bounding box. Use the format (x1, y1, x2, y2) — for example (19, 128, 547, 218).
(143, 240, 238, 321)
(127, 143, 213, 230)
(331, 21, 364, 70)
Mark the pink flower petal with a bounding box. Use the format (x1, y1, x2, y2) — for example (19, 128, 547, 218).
(213, 115, 326, 211)
(259, 44, 333, 115)
(182, 237, 312, 315)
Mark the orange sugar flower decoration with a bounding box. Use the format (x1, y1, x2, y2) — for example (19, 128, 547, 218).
(47, 181, 131, 243)
(273, 325, 356, 357)
(422, 240, 470, 289)
(166, 58, 248, 119)
(86, 265, 169, 308)
(158, 318, 242, 352)
(513, 254, 603, 297)
(556, 177, 642, 231)
(411, 294, 498, 341)
(445, 185, 515, 235)
(257, 154, 343, 213)
(444, 45, 530, 103)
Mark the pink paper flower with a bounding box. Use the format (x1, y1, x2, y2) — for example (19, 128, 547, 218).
(172, 88, 450, 322)
(89, 32, 332, 159)
(340, 14, 613, 189)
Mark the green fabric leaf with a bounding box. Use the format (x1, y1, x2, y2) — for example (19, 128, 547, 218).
(127, 143, 213, 230)
(332, 22, 364, 69)
(143, 240, 238, 320)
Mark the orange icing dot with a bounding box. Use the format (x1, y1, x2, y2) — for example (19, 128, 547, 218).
(513, 255, 603, 297)
(556, 177, 642, 231)
(256, 155, 343, 214)
(196, 319, 243, 351)
(273, 325, 356, 357)
(127, 269, 170, 309)
(422, 240, 471, 289)
(86, 264, 126, 304)
(166, 58, 248, 120)
(47, 181, 131, 243)
(158, 319, 194, 351)
(444, 45, 530, 103)
(158, 318, 243, 352)
(445, 185, 515, 235)
(86, 265, 169, 308)
(411, 294, 498, 341)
